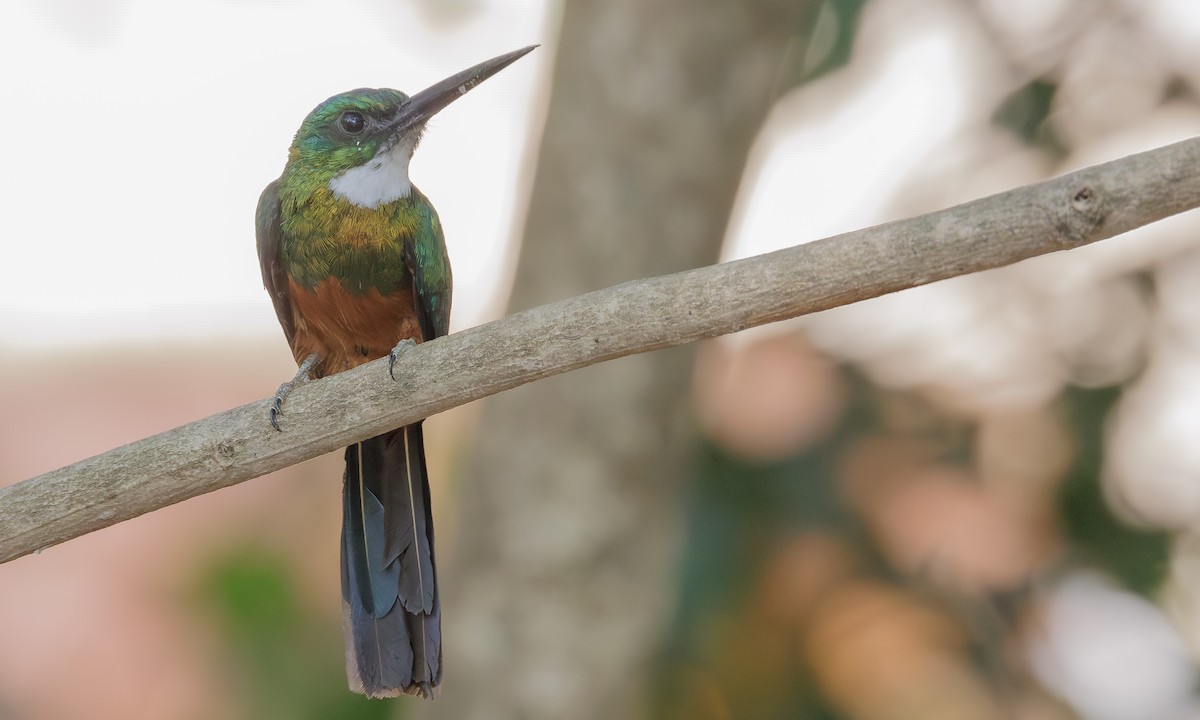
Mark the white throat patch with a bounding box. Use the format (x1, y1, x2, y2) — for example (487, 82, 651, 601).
(329, 139, 415, 208)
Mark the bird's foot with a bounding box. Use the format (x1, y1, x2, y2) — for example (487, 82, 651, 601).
(270, 353, 319, 431)
(388, 339, 418, 381)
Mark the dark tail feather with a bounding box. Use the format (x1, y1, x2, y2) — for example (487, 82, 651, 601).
(341, 424, 441, 698)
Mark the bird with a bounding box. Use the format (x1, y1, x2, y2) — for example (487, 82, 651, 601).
(255, 45, 536, 698)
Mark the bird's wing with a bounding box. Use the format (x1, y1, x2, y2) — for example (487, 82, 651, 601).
(256, 180, 297, 345)
(405, 200, 452, 342)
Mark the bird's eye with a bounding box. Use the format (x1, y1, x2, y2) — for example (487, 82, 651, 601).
(338, 111, 367, 135)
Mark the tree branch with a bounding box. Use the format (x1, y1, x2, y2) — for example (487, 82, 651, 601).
(3, 136, 1199, 564)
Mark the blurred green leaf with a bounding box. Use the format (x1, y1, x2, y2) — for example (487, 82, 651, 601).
(1058, 387, 1170, 595)
(196, 546, 398, 720)
(783, 0, 870, 90)
(991, 79, 1067, 156)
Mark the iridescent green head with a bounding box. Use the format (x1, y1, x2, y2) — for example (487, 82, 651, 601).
(289, 88, 412, 174)
(282, 45, 537, 209)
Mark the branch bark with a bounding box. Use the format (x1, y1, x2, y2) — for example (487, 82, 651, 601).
(1, 135, 1199, 565)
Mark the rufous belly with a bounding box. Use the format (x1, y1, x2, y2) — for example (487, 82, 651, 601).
(287, 275, 424, 376)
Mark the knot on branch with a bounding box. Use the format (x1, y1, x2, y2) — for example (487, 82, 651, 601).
(1051, 184, 1108, 247)
(212, 439, 242, 467)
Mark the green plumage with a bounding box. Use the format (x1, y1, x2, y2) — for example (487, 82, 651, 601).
(257, 87, 451, 334)
(273, 180, 449, 322)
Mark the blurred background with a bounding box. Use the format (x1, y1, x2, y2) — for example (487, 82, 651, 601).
(2, 0, 1200, 718)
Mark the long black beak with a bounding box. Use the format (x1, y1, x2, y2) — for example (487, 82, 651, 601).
(386, 45, 537, 135)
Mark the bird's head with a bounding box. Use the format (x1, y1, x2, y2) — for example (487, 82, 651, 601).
(283, 45, 536, 208)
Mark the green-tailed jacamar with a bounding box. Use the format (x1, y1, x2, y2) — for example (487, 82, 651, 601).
(256, 45, 535, 698)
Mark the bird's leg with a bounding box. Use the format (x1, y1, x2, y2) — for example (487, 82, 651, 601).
(271, 353, 319, 431)
(388, 338, 418, 381)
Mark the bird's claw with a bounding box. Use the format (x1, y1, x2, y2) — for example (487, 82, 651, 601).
(270, 353, 319, 431)
(388, 338, 418, 380)
(270, 396, 284, 432)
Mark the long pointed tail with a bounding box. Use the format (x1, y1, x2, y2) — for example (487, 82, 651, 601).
(341, 424, 441, 698)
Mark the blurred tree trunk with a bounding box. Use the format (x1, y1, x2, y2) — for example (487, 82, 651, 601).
(428, 2, 819, 718)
